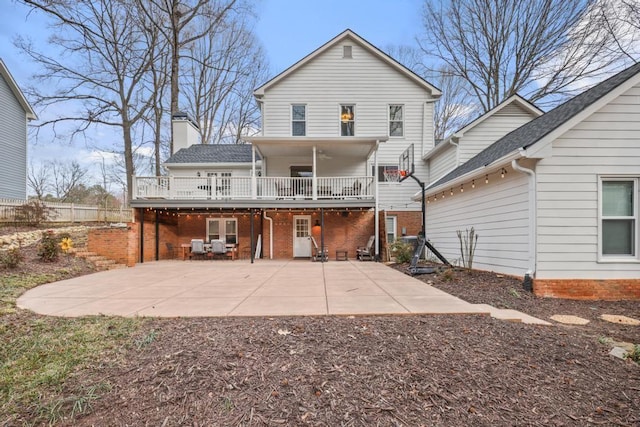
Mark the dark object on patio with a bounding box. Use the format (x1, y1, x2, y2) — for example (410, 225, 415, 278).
(356, 235, 375, 261)
(407, 235, 450, 275)
(189, 239, 206, 260)
(310, 236, 328, 262)
(165, 242, 177, 259)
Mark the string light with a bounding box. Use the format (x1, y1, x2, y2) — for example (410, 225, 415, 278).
(501, 168, 507, 178)
(450, 188, 454, 196)
(460, 184, 464, 193)
(485, 174, 489, 184)
(472, 180, 475, 189)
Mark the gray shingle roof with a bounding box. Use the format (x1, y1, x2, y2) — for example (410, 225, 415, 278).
(165, 144, 260, 164)
(429, 61, 640, 189)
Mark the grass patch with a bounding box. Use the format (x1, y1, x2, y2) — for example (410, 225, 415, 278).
(1, 267, 147, 424)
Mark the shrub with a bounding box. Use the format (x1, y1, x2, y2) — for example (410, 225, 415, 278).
(390, 241, 414, 263)
(38, 231, 60, 262)
(15, 200, 56, 226)
(1, 248, 24, 269)
(626, 345, 640, 364)
(456, 227, 479, 269)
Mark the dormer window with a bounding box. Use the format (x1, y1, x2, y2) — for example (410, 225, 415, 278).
(343, 45, 352, 58)
(292, 104, 306, 136)
(340, 105, 355, 136)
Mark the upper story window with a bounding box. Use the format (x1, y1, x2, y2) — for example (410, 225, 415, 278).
(343, 45, 352, 58)
(292, 104, 306, 136)
(389, 104, 404, 137)
(340, 104, 355, 136)
(600, 178, 637, 260)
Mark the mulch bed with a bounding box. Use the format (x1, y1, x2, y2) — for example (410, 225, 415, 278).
(4, 244, 637, 426)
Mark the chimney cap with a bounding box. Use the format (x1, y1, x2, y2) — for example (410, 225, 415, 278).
(171, 112, 199, 129)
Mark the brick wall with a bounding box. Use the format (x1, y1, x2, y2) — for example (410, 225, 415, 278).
(534, 279, 640, 301)
(385, 210, 423, 238)
(87, 224, 137, 267)
(264, 210, 375, 259)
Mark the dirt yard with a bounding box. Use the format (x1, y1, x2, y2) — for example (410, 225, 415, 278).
(70, 266, 638, 426)
(2, 235, 638, 426)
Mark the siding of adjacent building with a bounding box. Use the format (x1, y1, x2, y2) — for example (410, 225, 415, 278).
(427, 144, 457, 183)
(535, 83, 640, 280)
(458, 103, 537, 164)
(0, 73, 28, 200)
(261, 37, 436, 211)
(424, 166, 530, 276)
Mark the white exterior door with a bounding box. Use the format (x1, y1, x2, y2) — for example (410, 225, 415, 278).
(293, 215, 311, 257)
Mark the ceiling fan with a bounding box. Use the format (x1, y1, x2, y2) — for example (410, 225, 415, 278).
(317, 149, 332, 160)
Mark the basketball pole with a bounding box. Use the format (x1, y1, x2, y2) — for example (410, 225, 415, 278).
(402, 173, 426, 238)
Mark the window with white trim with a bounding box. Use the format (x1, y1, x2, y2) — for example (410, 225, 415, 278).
(600, 178, 637, 258)
(340, 104, 355, 136)
(389, 105, 404, 137)
(292, 104, 306, 136)
(385, 216, 397, 244)
(207, 218, 237, 245)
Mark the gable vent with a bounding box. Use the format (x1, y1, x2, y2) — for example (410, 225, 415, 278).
(343, 45, 352, 58)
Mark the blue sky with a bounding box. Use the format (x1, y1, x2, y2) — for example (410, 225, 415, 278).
(0, 0, 425, 185)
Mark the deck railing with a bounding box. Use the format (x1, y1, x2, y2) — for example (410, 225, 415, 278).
(133, 176, 374, 201)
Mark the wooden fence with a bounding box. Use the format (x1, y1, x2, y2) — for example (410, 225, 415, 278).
(0, 198, 133, 224)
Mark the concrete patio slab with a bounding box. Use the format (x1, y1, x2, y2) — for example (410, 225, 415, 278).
(17, 260, 549, 324)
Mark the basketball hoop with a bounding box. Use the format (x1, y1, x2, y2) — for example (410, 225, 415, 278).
(383, 169, 401, 182)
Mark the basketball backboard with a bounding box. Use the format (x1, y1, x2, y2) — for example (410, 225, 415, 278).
(399, 144, 415, 181)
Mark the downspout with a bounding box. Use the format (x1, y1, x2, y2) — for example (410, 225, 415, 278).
(263, 210, 273, 259)
(511, 159, 536, 278)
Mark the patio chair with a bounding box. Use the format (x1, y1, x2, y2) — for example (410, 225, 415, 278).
(189, 239, 206, 260)
(310, 236, 328, 262)
(275, 181, 293, 198)
(209, 239, 227, 259)
(341, 180, 362, 197)
(356, 235, 375, 261)
(165, 242, 177, 259)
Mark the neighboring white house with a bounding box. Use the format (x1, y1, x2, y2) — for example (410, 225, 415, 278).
(424, 95, 543, 184)
(0, 59, 37, 200)
(421, 62, 640, 300)
(131, 30, 441, 261)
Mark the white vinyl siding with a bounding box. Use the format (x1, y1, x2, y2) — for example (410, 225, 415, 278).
(424, 168, 530, 276)
(0, 72, 28, 200)
(428, 144, 457, 183)
(535, 82, 640, 279)
(261, 39, 436, 212)
(458, 103, 537, 164)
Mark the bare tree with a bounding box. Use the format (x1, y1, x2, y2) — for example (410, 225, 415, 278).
(386, 45, 474, 140)
(420, 0, 621, 112)
(48, 160, 88, 202)
(18, 0, 160, 204)
(183, 18, 268, 144)
(594, 0, 640, 62)
(27, 161, 51, 200)
(137, 0, 240, 153)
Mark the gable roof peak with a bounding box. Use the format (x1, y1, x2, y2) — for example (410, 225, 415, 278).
(0, 58, 37, 120)
(253, 29, 441, 97)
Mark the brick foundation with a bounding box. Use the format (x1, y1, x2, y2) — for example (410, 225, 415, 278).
(87, 224, 137, 267)
(534, 279, 640, 301)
